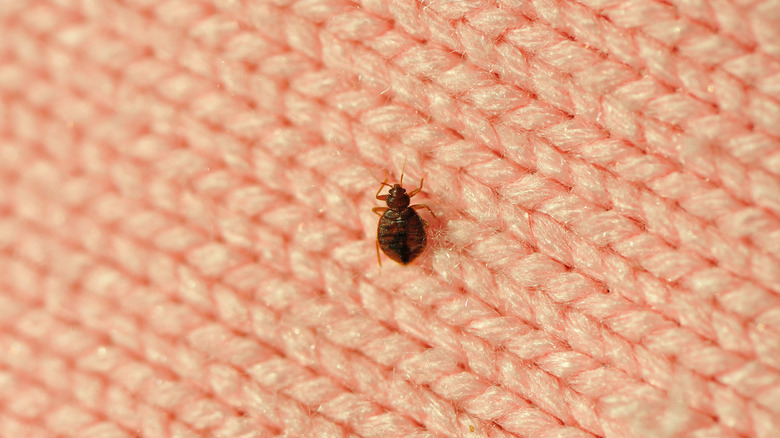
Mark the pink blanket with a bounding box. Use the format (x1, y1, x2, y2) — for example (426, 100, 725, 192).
(1, 0, 779, 436)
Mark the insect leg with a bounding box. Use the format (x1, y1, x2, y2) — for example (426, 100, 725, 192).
(372, 207, 388, 216)
(408, 177, 425, 197)
(412, 203, 436, 218)
(375, 239, 382, 267)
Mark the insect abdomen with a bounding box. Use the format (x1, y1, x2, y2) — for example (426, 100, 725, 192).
(377, 209, 427, 265)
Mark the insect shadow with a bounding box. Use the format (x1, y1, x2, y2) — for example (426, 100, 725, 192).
(372, 160, 435, 266)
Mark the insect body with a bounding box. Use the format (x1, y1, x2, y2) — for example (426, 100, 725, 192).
(372, 168, 435, 266)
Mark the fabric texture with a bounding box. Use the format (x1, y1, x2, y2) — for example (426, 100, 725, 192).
(2, 1, 780, 437)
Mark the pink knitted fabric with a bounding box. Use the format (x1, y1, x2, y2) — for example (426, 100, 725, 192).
(2, 0, 780, 437)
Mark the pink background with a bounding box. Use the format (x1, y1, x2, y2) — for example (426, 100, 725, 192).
(2, 0, 780, 437)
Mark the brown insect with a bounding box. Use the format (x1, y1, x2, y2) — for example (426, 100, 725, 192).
(372, 163, 435, 266)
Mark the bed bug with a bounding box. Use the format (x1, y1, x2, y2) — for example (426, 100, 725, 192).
(372, 163, 435, 266)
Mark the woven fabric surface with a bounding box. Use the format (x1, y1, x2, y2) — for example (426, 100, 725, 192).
(2, 0, 780, 437)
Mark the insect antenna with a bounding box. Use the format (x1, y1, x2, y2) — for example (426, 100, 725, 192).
(372, 170, 393, 189)
(399, 155, 407, 185)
